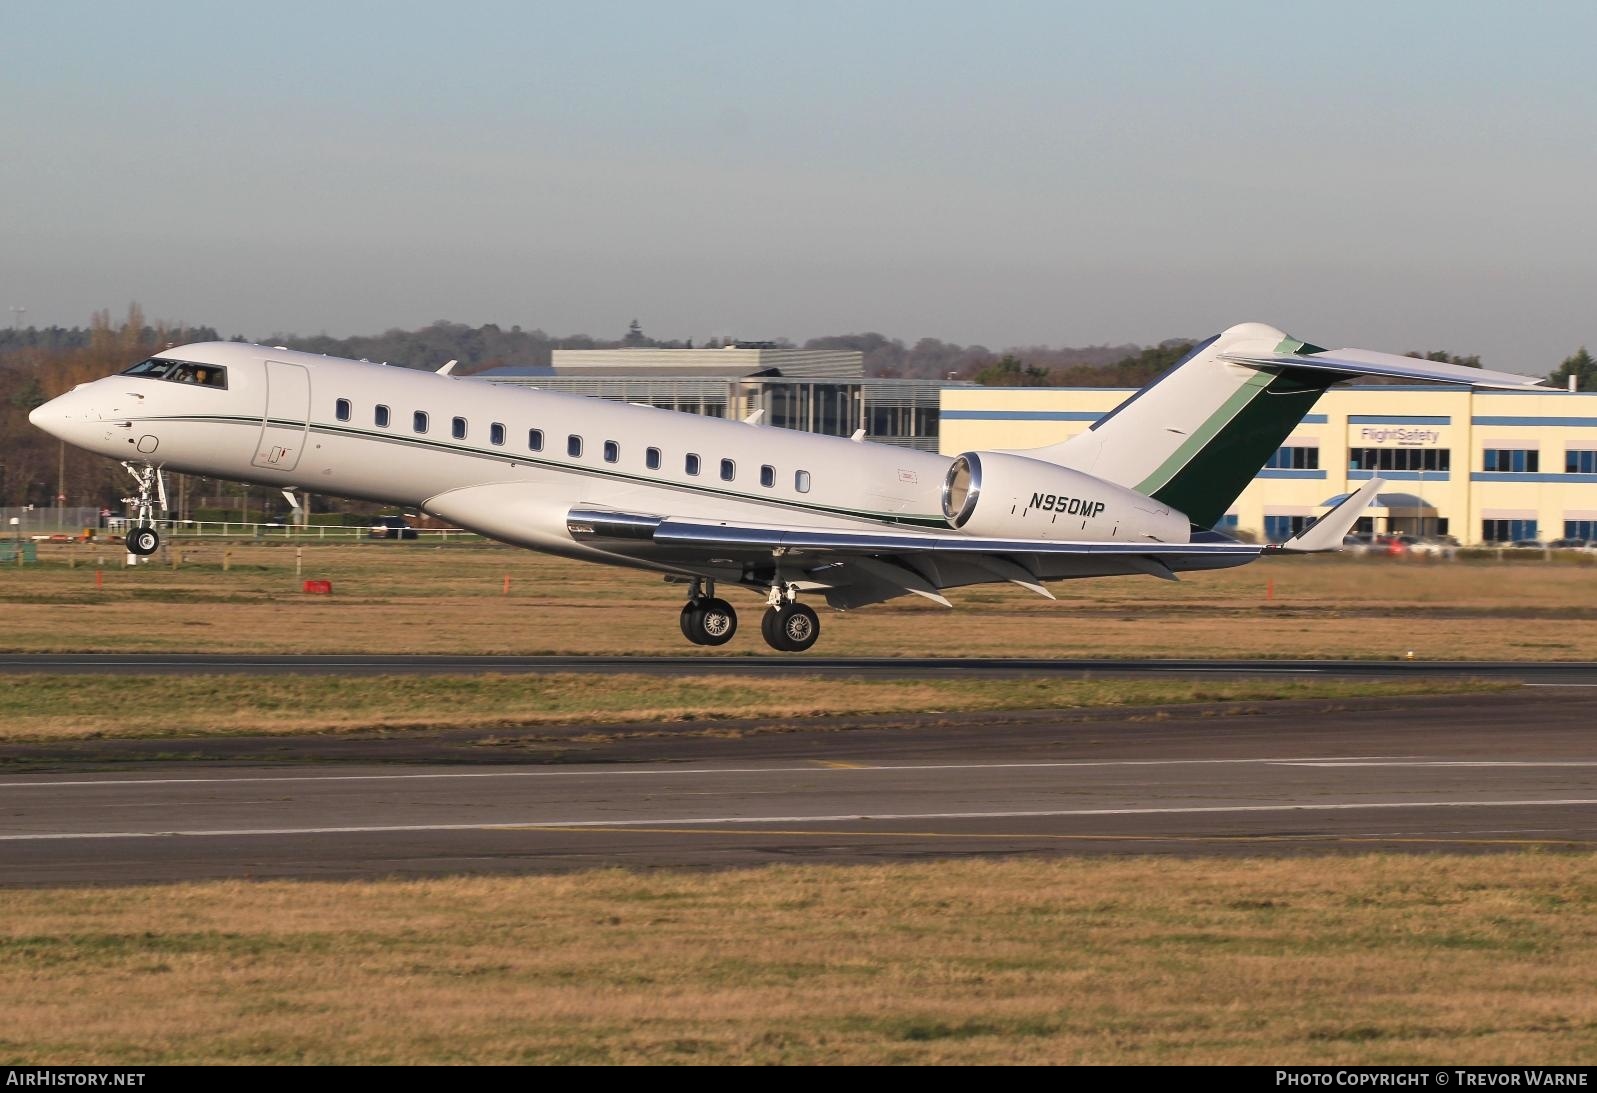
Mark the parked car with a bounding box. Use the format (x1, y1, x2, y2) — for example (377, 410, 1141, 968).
(1548, 538, 1592, 550)
(1407, 535, 1460, 558)
(1509, 539, 1547, 550)
(369, 515, 418, 540)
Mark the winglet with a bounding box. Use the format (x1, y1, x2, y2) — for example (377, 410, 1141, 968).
(436, 359, 458, 376)
(743, 408, 766, 426)
(1273, 478, 1386, 553)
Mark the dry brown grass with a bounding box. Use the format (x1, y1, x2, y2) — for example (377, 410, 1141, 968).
(2, 854, 1594, 1064)
(6, 541, 1597, 659)
(0, 673, 1503, 742)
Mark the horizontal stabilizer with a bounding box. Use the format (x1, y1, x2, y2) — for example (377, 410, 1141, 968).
(1221, 349, 1543, 390)
(1273, 478, 1386, 554)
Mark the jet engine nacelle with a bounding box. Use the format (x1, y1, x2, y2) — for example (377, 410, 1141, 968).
(940, 451, 1191, 543)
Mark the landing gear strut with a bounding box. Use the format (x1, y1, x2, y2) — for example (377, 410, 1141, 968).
(121, 461, 167, 557)
(679, 578, 738, 646)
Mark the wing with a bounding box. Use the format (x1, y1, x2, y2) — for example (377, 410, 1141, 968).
(567, 508, 1263, 609)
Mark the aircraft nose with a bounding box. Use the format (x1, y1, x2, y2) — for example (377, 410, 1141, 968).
(28, 389, 86, 441)
(28, 397, 55, 433)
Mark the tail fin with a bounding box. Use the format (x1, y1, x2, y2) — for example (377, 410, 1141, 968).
(1022, 322, 1543, 528)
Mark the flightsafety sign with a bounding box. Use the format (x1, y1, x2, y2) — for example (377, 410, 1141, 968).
(1355, 426, 1444, 447)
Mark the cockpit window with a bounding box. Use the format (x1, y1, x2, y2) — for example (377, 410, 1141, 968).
(121, 358, 228, 389)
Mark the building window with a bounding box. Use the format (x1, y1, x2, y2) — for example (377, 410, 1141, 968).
(335, 398, 350, 422)
(529, 428, 544, 451)
(603, 440, 619, 463)
(413, 411, 429, 433)
(1566, 450, 1597, 474)
(646, 447, 661, 470)
(1565, 520, 1597, 540)
(1483, 518, 1537, 543)
(568, 434, 583, 458)
(760, 465, 775, 488)
(1214, 513, 1240, 531)
(1349, 448, 1450, 472)
(1265, 446, 1318, 470)
(795, 470, 812, 493)
(1263, 514, 1313, 543)
(489, 422, 505, 446)
(1483, 448, 1539, 473)
(686, 453, 701, 476)
(375, 405, 390, 428)
(452, 416, 467, 440)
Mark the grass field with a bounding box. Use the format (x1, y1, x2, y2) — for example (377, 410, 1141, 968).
(4, 541, 1596, 659)
(2, 855, 1594, 1065)
(0, 673, 1506, 742)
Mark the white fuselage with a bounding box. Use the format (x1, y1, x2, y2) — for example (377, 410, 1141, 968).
(34, 343, 954, 563)
(31, 341, 1209, 599)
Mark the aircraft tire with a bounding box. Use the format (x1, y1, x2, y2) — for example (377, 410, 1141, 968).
(762, 603, 819, 653)
(127, 527, 160, 556)
(696, 598, 737, 646)
(680, 601, 708, 645)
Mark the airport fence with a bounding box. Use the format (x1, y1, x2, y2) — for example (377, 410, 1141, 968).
(114, 519, 485, 543)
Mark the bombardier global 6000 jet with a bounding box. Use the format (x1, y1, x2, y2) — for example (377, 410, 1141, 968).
(30, 322, 1543, 651)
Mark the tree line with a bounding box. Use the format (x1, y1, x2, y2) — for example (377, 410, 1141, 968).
(1, 305, 1591, 510)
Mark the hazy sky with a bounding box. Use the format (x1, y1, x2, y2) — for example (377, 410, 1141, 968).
(3, 1, 1595, 367)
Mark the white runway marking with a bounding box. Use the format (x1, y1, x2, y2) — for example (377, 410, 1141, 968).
(4, 798, 1595, 843)
(0, 756, 1418, 790)
(1282, 760, 1597, 768)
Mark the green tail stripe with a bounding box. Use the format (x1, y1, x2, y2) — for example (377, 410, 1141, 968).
(1138, 369, 1337, 527)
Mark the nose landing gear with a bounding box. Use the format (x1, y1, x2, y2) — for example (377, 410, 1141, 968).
(121, 461, 167, 557)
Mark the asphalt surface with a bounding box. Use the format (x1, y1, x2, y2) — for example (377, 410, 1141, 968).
(2, 688, 1594, 886)
(4, 653, 1597, 682)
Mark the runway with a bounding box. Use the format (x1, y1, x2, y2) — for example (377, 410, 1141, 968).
(2, 689, 1593, 885)
(4, 652, 1597, 682)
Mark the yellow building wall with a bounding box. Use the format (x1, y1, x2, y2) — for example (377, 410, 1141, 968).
(940, 386, 1597, 545)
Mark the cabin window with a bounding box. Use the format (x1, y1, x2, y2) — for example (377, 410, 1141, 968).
(603, 440, 619, 463)
(335, 399, 351, 422)
(760, 464, 775, 488)
(795, 470, 812, 493)
(489, 422, 506, 446)
(720, 459, 736, 482)
(686, 453, 701, 476)
(568, 434, 583, 458)
(413, 411, 429, 433)
(528, 428, 544, 451)
(646, 447, 661, 470)
(452, 417, 467, 440)
(375, 405, 390, 428)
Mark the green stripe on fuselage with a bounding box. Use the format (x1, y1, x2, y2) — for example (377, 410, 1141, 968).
(1136, 369, 1336, 527)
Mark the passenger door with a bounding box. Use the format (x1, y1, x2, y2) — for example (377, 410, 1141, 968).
(252, 360, 310, 472)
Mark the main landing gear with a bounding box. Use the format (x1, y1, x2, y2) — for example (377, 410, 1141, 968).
(675, 577, 821, 652)
(680, 578, 738, 646)
(121, 461, 167, 557)
(761, 599, 820, 653)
